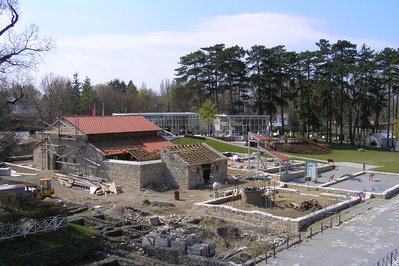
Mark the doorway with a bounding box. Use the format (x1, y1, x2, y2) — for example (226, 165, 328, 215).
(202, 164, 211, 184)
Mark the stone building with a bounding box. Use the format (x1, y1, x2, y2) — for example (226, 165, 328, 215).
(161, 143, 227, 189)
(33, 116, 227, 189)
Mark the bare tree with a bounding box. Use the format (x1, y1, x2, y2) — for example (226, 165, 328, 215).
(39, 73, 71, 123)
(0, 0, 53, 74)
(0, 0, 54, 130)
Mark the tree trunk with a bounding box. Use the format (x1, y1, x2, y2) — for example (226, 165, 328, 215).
(348, 106, 353, 144)
(329, 87, 333, 143)
(374, 110, 380, 134)
(395, 93, 398, 119)
(280, 90, 285, 137)
(339, 83, 344, 144)
(269, 111, 273, 135)
(387, 86, 391, 147)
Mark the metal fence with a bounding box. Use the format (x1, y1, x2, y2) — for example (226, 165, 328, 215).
(375, 247, 399, 266)
(0, 215, 67, 241)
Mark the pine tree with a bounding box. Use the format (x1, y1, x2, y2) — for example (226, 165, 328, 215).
(80, 76, 96, 115)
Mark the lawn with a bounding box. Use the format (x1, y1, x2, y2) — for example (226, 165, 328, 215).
(173, 136, 255, 154)
(285, 143, 399, 173)
(173, 137, 399, 173)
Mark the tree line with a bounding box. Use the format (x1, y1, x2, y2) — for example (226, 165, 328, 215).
(0, 1, 397, 147)
(175, 41, 399, 146)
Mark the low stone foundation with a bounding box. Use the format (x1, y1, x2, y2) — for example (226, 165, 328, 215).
(274, 164, 333, 182)
(4, 162, 40, 174)
(194, 193, 359, 231)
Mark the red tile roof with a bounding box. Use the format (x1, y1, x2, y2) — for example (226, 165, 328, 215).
(91, 139, 142, 156)
(64, 115, 160, 135)
(136, 135, 174, 152)
(261, 146, 289, 161)
(253, 134, 270, 142)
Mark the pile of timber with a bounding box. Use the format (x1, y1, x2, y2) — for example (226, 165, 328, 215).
(53, 173, 118, 195)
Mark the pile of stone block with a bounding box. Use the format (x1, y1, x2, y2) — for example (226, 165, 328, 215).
(142, 228, 215, 257)
(187, 243, 215, 257)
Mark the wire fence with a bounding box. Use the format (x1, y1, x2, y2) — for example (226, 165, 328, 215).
(263, 210, 356, 264)
(374, 247, 399, 266)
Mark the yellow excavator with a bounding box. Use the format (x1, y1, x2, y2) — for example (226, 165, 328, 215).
(25, 178, 54, 199)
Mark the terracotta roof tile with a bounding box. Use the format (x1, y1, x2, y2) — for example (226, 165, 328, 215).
(64, 115, 160, 135)
(136, 135, 174, 152)
(253, 134, 269, 141)
(262, 146, 289, 161)
(165, 143, 225, 165)
(91, 139, 142, 155)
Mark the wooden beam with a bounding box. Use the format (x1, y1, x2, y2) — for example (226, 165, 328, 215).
(55, 161, 80, 166)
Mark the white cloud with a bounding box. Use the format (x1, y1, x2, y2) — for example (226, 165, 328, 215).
(34, 12, 394, 91)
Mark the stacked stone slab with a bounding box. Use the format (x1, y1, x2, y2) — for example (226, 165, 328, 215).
(142, 228, 215, 257)
(187, 243, 216, 257)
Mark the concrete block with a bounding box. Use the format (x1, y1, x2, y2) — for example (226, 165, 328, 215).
(171, 239, 187, 251)
(201, 244, 209, 257)
(188, 243, 208, 256)
(155, 236, 170, 248)
(208, 242, 215, 257)
(187, 244, 203, 256)
(186, 234, 200, 246)
(142, 236, 155, 247)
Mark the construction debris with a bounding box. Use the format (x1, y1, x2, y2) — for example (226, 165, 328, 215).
(142, 228, 215, 257)
(290, 199, 323, 211)
(53, 173, 118, 196)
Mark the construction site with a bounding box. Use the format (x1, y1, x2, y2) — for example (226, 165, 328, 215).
(1, 115, 399, 265)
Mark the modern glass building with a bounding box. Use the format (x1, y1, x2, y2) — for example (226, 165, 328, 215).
(113, 112, 200, 135)
(213, 114, 270, 137)
(114, 112, 270, 136)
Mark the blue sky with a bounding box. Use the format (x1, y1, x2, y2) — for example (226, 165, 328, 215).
(19, 0, 399, 91)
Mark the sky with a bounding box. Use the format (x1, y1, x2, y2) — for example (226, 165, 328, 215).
(18, 0, 399, 91)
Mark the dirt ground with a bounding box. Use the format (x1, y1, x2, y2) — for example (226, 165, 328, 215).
(0, 161, 341, 264)
(227, 192, 338, 218)
(275, 141, 331, 154)
(1, 161, 339, 220)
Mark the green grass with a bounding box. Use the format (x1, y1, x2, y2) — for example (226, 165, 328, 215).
(173, 137, 256, 154)
(284, 142, 399, 173)
(173, 137, 399, 173)
(0, 223, 97, 258)
(202, 217, 218, 227)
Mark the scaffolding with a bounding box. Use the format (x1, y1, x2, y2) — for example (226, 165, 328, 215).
(40, 117, 91, 174)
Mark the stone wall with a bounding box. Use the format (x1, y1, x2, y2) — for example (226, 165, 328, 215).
(278, 164, 333, 182)
(98, 159, 166, 189)
(33, 144, 44, 170)
(144, 245, 226, 266)
(194, 196, 297, 231)
(161, 149, 191, 188)
(211, 160, 228, 183)
(295, 197, 359, 229)
(161, 146, 228, 189)
(32, 138, 102, 175)
(4, 162, 39, 173)
(194, 193, 359, 231)
(283, 181, 362, 197)
(382, 184, 399, 199)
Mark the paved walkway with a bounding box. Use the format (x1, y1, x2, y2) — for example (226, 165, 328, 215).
(259, 196, 399, 265)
